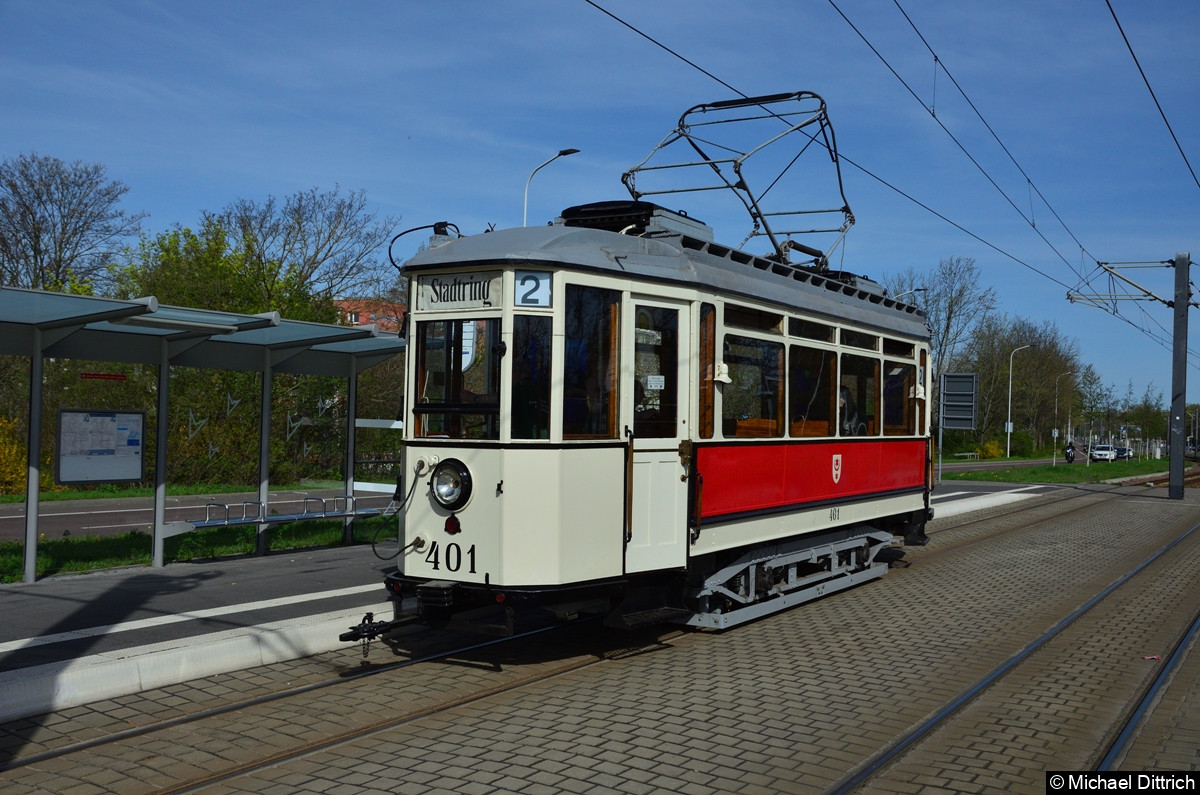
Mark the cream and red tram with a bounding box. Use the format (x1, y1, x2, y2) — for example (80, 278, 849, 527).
(381, 199, 932, 632)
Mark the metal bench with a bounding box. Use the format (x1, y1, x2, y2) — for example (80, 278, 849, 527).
(162, 495, 380, 538)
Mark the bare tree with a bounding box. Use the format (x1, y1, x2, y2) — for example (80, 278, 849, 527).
(0, 152, 144, 291)
(888, 256, 997, 379)
(207, 186, 398, 305)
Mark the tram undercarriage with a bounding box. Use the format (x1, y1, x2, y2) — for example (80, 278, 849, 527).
(346, 523, 906, 639)
(676, 526, 897, 630)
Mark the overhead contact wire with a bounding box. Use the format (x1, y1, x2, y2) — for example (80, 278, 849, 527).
(582, 0, 1192, 361)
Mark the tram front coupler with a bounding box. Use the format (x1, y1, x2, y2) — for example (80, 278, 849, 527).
(339, 611, 416, 643)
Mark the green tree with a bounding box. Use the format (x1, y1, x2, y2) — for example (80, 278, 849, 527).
(957, 315, 1082, 452)
(1120, 381, 1165, 444)
(111, 219, 337, 321)
(1075, 365, 1117, 442)
(107, 187, 403, 487)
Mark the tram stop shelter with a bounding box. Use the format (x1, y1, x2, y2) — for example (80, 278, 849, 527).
(0, 286, 406, 583)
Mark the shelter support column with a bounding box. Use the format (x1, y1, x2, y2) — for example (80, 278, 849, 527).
(343, 357, 358, 543)
(257, 350, 272, 555)
(152, 339, 170, 567)
(23, 329, 43, 584)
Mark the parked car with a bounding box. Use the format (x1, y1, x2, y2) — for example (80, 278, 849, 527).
(1090, 444, 1116, 461)
(1115, 446, 1134, 460)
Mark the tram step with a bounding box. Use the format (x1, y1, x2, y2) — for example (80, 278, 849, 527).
(612, 606, 693, 628)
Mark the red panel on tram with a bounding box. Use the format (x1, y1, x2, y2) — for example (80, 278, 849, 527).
(695, 440, 926, 519)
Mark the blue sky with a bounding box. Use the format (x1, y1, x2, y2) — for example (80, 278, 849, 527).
(2, 1, 1198, 402)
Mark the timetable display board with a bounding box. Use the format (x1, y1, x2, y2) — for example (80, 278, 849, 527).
(939, 373, 978, 431)
(56, 410, 146, 484)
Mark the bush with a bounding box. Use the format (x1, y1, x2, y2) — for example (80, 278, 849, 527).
(1008, 430, 1034, 458)
(0, 417, 23, 493)
(0, 417, 64, 495)
(980, 440, 1004, 459)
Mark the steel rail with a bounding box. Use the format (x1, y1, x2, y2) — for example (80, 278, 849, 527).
(825, 515, 1200, 794)
(1098, 607, 1200, 769)
(0, 620, 581, 775)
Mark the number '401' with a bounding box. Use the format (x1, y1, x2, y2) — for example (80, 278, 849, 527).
(424, 541, 477, 573)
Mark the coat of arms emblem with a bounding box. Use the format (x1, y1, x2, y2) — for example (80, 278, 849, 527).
(832, 453, 842, 484)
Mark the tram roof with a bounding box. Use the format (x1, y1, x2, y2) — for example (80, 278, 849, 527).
(403, 206, 929, 341)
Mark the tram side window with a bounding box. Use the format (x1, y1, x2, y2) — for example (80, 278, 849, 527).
(698, 303, 715, 439)
(563, 286, 620, 438)
(722, 335, 783, 437)
(839, 353, 879, 437)
(789, 345, 835, 437)
(883, 360, 917, 436)
(511, 315, 551, 439)
(414, 318, 501, 439)
(634, 306, 679, 438)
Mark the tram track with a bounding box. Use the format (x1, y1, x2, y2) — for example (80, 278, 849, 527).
(158, 624, 630, 795)
(163, 624, 692, 795)
(1099, 607, 1200, 770)
(830, 506, 1200, 793)
(0, 615, 687, 792)
(0, 622, 570, 775)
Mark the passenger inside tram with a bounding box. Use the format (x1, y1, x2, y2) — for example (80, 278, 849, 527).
(839, 386, 865, 436)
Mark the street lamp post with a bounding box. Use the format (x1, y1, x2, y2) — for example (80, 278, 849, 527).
(523, 148, 580, 226)
(1006, 344, 1030, 458)
(892, 287, 927, 302)
(1054, 370, 1074, 465)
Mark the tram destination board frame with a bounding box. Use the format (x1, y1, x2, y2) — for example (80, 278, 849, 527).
(56, 409, 146, 484)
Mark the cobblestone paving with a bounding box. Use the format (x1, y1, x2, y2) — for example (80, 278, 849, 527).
(1, 486, 1197, 794)
(863, 493, 1200, 793)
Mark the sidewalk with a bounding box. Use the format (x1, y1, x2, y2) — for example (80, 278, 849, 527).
(0, 544, 394, 722)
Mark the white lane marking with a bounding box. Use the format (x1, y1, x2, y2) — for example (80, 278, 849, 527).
(933, 485, 1044, 503)
(0, 584, 382, 653)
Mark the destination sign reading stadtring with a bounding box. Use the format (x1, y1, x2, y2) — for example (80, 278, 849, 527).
(416, 271, 503, 311)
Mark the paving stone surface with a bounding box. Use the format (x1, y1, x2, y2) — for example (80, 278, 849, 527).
(1, 486, 1197, 794)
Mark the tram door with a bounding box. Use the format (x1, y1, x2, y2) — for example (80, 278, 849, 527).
(626, 298, 690, 573)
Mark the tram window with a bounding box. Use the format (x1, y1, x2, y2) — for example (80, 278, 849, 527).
(789, 345, 835, 437)
(511, 315, 551, 439)
(634, 306, 679, 438)
(564, 286, 620, 438)
(725, 304, 783, 334)
(918, 349, 928, 435)
(842, 329, 878, 351)
(789, 317, 834, 342)
(413, 318, 501, 439)
(699, 303, 716, 439)
(883, 360, 917, 436)
(722, 335, 783, 438)
(883, 338, 914, 357)
(839, 353, 879, 437)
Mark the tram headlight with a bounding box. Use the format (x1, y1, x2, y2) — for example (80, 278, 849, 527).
(430, 458, 472, 511)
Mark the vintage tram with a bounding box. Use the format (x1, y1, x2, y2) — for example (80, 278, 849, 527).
(352, 93, 934, 635)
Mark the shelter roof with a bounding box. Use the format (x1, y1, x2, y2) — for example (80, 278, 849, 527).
(0, 287, 404, 377)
